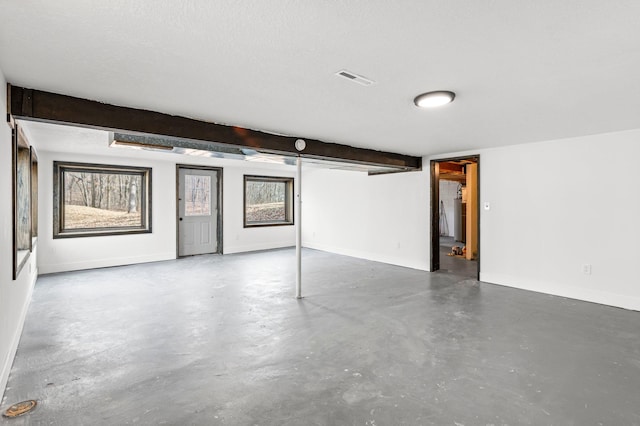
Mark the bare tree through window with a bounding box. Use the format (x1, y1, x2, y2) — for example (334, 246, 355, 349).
(184, 175, 211, 216)
(244, 176, 293, 226)
(53, 162, 151, 237)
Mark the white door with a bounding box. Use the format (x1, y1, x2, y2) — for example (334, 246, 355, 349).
(178, 167, 219, 256)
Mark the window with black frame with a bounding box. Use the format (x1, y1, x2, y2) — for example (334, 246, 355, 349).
(244, 175, 293, 227)
(13, 126, 32, 279)
(53, 162, 152, 238)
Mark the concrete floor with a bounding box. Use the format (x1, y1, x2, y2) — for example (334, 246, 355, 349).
(2, 248, 640, 425)
(439, 236, 478, 280)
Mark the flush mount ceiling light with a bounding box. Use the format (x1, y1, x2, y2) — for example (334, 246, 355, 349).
(414, 91, 456, 108)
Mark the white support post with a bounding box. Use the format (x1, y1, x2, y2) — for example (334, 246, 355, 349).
(295, 157, 302, 299)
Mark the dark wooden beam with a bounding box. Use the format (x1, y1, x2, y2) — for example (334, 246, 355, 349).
(9, 85, 421, 170)
(438, 161, 464, 174)
(6, 83, 15, 128)
(439, 174, 466, 184)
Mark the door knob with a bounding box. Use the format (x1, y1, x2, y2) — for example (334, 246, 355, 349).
(179, 218, 183, 221)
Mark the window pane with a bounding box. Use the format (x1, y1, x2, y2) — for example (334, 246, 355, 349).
(246, 180, 287, 223)
(184, 175, 211, 216)
(62, 170, 143, 229)
(16, 145, 31, 249)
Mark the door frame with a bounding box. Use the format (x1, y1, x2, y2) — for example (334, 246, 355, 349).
(176, 164, 224, 257)
(430, 155, 480, 279)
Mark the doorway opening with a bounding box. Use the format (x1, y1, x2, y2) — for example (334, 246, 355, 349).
(176, 165, 223, 257)
(430, 156, 480, 279)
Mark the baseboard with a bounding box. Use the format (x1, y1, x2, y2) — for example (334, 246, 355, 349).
(303, 242, 430, 271)
(224, 242, 295, 255)
(39, 252, 176, 274)
(0, 267, 37, 403)
(480, 272, 640, 311)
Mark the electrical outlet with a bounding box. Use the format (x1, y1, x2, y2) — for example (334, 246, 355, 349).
(582, 264, 592, 275)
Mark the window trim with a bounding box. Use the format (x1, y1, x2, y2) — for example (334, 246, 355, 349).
(31, 146, 38, 244)
(12, 125, 32, 279)
(53, 161, 152, 238)
(243, 175, 294, 228)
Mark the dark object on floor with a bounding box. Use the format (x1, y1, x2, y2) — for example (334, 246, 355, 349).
(2, 400, 37, 418)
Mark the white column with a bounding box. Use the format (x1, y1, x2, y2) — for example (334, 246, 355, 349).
(295, 157, 302, 298)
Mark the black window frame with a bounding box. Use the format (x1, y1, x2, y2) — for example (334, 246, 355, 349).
(12, 125, 33, 279)
(53, 161, 152, 238)
(243, 175, 294, 228)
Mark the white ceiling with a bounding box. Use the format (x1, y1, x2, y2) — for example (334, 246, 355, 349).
(1, 1, 640, 157)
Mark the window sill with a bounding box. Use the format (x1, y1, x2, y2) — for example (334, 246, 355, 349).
(244, 222, 294, 228)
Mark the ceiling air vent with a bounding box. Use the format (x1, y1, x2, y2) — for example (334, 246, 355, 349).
(335, 70, 375, 86)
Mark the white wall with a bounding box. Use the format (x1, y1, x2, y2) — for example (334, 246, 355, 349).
(474, 129, 640, 310)
(222, 166, 296, 254)
(427, 129, 640, 311)
(37, 150, 177, 273)
(32, 128, 295, 274)
(0, 72, 39, 400)
(301, 167, 430, 271)
(301, 128, 640, 311)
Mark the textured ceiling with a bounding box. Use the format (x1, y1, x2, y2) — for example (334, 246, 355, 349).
(1, 1, 640, 156)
